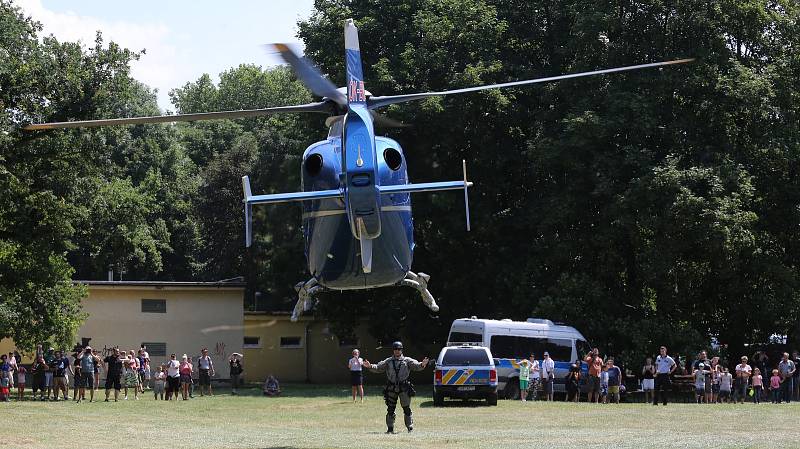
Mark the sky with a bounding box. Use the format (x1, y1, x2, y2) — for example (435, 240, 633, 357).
(15, 0, 316, 111)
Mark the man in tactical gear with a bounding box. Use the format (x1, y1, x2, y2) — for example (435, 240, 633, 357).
(363, 341, 429, 433)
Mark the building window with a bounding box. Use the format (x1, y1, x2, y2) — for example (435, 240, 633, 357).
(338, 336, 359, 347)
(243, 336, 261, 348)
(141, 299, 166, 313)
(280, 336, 303, 349)
(142, 342, 166, 357)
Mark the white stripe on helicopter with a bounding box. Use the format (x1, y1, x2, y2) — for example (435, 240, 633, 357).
(302, 205, 412, 220)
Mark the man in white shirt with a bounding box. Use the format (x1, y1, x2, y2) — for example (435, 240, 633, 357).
(653, 346, 676, 406)
(734, 356, 752, 403)
(540, 352, 555, 401)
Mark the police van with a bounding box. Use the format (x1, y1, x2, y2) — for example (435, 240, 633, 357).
(432, 344, 498, 406)
(447, 317, 590, 399)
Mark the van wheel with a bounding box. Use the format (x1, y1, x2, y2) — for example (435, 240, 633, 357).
(433, 391, 444, 407)
(503, 381, 519, 400)
(487, 392, 498, 406)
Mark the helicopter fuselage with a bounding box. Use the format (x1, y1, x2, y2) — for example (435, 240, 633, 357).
(301, 130, 414, 290)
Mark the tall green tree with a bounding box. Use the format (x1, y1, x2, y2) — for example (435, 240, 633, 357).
(299, 0, 800, 361)
(171, 64, 322, 306)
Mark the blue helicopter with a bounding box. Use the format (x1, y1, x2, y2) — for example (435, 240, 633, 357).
(25, 19, 692, 320)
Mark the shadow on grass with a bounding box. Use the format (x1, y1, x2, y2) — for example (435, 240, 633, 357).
(419, 399, 492, 408)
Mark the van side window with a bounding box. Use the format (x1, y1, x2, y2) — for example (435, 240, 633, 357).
(490, 336, 546, 359)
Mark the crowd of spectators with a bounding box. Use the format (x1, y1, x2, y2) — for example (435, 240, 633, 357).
(512, 346, 800, 404)
(0, 344, 254, 402)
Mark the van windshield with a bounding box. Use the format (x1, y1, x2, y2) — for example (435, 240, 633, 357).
(448, 330, 482, 344)
(442, 349, 490, 366)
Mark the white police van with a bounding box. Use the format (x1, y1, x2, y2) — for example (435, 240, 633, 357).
(447, 317, 590, 399)
(433, 344, 498, 406)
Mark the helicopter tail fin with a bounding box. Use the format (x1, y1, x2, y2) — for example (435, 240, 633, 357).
(344, 19, 366, 105)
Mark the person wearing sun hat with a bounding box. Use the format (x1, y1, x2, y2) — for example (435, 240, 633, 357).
(541, 351, 555, 401)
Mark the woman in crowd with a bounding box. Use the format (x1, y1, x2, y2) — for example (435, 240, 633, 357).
(179, 354, 193, 400)
(641, 357, 655, 404)
(92, 348, 102, 393)
(123, 350, 140, 400)
(16, 362, 26, 400)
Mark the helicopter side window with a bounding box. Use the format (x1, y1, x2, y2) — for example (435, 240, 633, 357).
(305, 154, 323, 177)
(384, 148, 403, 171)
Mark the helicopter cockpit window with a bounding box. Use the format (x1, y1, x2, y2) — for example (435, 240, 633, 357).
(384, 148, 403, 171)
(305, 154, 323, 177)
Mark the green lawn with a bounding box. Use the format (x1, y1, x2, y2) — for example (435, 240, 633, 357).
(3, 385, 798, 449)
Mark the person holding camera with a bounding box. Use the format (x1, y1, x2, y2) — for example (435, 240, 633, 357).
(362, 341, 429, 434)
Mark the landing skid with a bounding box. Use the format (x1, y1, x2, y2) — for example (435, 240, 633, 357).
(399, 271, 440, 313)
(289, 271, 439, 322)
(292, 278, 322, 322)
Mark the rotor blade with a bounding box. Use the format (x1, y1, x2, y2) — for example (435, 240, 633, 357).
(368, 58, 695, 110)
(369, 110, 407, 128)
(23, 102, 331, 130)
(269, 43, 348, 107)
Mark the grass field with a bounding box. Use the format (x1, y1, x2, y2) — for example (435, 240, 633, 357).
(3, 384, 799, 449)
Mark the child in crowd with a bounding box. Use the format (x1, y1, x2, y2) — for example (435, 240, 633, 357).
(16, 364, 26, 401)
(719, 368, 732, 403)
(599, 364, 609, 403)
(751, 368, 763, 404)
(694, 363, 706, 403)
(770, 369, 782, 403)
(0, 377, 8, 402)
(154, 366, 166, 400)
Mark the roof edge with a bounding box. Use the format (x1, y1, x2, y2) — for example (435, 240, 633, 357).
(74, 280, 246, 288)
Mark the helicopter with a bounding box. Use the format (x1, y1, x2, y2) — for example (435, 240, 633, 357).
(25, 19, 692, 321)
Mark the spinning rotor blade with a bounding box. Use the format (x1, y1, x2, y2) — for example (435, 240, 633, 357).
(367, 59, 695, 110)
(370, 110, 407, 128)
(23, 102, 331, 130)
(269, 44, 348, 107)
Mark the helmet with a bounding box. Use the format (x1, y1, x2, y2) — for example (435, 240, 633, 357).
(392, 341, 403, 350)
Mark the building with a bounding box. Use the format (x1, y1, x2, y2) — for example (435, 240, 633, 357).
(1, 280, 245, 374)
(2, 280, 434, 385)
(241, 312, 433, 384)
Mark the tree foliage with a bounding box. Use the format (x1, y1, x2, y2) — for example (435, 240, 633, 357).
(299, 0, 800, 360)
(3, 0, 800, 365)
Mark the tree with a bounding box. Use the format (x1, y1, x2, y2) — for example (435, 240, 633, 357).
(299, 0, 800, 362)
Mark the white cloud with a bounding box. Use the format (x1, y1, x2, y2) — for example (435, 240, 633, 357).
(15, 0, 180, 111)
